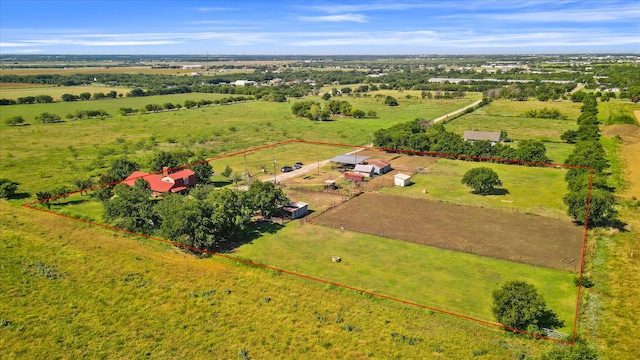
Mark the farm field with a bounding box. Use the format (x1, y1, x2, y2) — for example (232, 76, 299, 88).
(379, 158, 570, 218)
(311, 193, 583, 271)
(234, 217, 578, 334)
(3, 203, 563, 359)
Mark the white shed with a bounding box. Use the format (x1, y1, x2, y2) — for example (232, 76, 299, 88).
(394, 173, 411, 187)
(353, 164, 375, 178)
(282, 202, 308, 219)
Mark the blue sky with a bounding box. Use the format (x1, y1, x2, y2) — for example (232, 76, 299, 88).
(1, 0, 638, 55)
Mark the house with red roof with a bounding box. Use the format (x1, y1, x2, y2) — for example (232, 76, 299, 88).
(123, 167, 196, 196)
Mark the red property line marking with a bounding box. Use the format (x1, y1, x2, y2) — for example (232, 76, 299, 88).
(22, 139, 593, 345)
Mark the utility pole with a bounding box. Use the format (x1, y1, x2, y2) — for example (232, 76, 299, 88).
(244, 153, 248, 179)
(273, 157, 277, 184)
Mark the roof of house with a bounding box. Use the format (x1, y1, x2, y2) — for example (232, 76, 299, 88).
(368, 159, 390, 168)
(282, 202, 308, 213)
(354, 164, 375, 173)
(330, 154, 370, 165)
(123, 170, 195, 193)
(394, 173, 412, 180)
(463, 130, 501, 142)
(167, 169, 195, 180)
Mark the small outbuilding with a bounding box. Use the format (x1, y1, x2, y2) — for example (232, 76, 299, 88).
(394, 173, 412, 187)
(353, 164, 375, 178)
(368, 159, 391, 175)
(282, 202, 308, 219)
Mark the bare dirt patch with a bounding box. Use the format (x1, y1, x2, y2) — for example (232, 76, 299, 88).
(602, 124, 640, 199)
(311, 192, 584, 271)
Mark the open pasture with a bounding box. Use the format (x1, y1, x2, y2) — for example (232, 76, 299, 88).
(444, 99, 579, 142)
(0, 95, 475, 195)
(235, 216, 578, 334)
(0, 84, 133, 102)
(379, 158, 570, 218)
(311, 193, 583, 271)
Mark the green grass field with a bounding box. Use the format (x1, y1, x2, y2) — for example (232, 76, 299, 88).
(380, 159, 569, 218)
(2, 91, 628, 358)
(445, 100, 580, 142)
(0, 94, 476, 195)
(1, 202, 561, 359)
(234, 221, 577, 333)
(0, 84, 133, 102)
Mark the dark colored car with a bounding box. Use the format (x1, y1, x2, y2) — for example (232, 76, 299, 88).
(281, 166, 293, 172)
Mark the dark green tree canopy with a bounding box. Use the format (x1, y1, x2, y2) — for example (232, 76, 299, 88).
(492, 280, 562, 331)
(461, 167, 503, 195)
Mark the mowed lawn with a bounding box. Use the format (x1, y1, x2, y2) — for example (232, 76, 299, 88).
(379, 159, 570, 218)
(233, 221, 577, 333)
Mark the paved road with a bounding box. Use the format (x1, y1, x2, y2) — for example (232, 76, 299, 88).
(430, 99, 482, 123)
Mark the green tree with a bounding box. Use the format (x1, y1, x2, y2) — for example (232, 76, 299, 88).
(150, 150, 179, 172)
(231, 172, 243, 188)
(103, 183, 156, 233)
(492, 280, 560, 331)
(247, 180, 289, 218)
(461, 167, 503, 195)
(351, 108, 366, 118)
(108, 157, 140, 181)
(4, 116, 24, 126)
(221, 165, 233, 177)
(560, 129, 579, 144)
(155, 194, 214, 250)
(73, 178, 94, 196)
(0, 178, 19, 199)
(35, 112, 62, 123)
(516, 140, 549, 163)
(563, 188, 616, 227)
(322, 93, 331, 100)
(384, 96, 399, 106)
(189, 158, 214, 184)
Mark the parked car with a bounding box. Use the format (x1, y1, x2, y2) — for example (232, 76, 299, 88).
(292, 163, 302, 170)
(281, 166, 293, 173)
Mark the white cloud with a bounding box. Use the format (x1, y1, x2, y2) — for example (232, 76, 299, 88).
(299, 13, 367, 23)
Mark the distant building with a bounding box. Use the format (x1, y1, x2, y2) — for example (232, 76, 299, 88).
(463, 130, 502, 146)
(233, 80, 255, 86)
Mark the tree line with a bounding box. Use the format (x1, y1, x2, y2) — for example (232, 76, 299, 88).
(562, 93, 617, 227)
(372, 117, 550, 164)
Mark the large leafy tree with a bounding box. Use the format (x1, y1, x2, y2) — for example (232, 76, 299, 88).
(108, 157, 139, 181)
(461, 167, 503, 195)
(155, 194, 215, 250)
(247, 181, 290, 218)
(103, 183, 156, 233)
(516, 140, 549, 163)
(563, 187, 616, 227)
(492, 281, 560, 331)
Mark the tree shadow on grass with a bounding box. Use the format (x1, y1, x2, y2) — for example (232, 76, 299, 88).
(471, 188, 510, 196)
(8, 192, 31, 200)
(215, 220, 284, 253)
(538, 308, 565, 329)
